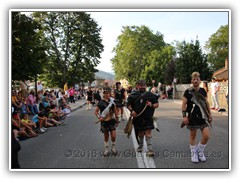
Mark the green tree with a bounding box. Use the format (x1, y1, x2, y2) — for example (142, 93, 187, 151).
(142, 45, 176, 84)
(205, 24, 229, 71)
(163, 58, 176, 84)
(12, 12, 47, 81)
(33, 12, 104, 88)
(175, 39, 210, 83)
(111, 25, 167, 85)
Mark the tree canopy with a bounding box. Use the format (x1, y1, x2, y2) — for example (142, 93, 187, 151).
(175, 39, 211, 83)
(33, 12, 104, 87)
(111, 25, 176, 85)
(205, 24, 229, 71)
(12, 12, 47, 81)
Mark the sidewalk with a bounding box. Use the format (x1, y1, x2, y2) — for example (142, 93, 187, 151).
(172, 99, 228, 116)
(67, 98, 87, 112)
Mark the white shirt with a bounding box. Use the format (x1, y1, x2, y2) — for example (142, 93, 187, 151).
(211, 82, 220, 95)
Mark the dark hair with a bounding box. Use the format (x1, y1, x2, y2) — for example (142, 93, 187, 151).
(138, 80, 146, 86)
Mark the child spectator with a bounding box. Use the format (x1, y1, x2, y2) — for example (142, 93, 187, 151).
(21, 114, 37, 130)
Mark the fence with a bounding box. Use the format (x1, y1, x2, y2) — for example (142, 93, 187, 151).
(175, 82, 228, 110)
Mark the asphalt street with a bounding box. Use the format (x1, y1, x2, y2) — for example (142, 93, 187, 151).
(18, 99, 229, 169)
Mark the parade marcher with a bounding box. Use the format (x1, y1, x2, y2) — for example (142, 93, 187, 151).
(94, 87, 118, 156)
(86, 87, 93, 110)
(181, 72, 213, 163)
(127, 80, 159, 156)
(113, 82, 126, 121)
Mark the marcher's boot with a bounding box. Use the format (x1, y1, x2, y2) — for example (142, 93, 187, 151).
(146, 136, 155, 157)
(190, 144, 199, 163)
(137, 136, 144, 152)
(111, 142, 117, 155)
(197, 143, 206, 162)
(103, 141, 109, 157)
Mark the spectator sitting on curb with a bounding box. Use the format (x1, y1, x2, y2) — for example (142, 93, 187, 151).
(59, 98, 71, 116)
(21, 114, 37, 136)
(12, 119, 31, 139)
(19, 98, 31, 116)
(32, 106, 54, 133)
(42, 95, 50, 108)
(49, 104, 66, 120)
(12, 90, 21, 110)
(12, 110, 38, 138)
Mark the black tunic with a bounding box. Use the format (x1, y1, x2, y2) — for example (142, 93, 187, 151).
(127, 91, 158, 131)
(97, 99, 117, 133)
(87, 90, 93, 101)
(183, 87, 208, 129)
(114, 88, 125, 107)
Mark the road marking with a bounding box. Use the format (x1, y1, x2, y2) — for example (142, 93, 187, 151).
(124, 107, 156, 168)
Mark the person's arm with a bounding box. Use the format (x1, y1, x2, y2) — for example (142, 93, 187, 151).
(114, 104, 119, 123)
(123, 89, 127, 102)
(205, 97, 213, 122)
(95, 106, 104, 122)
(127, 104, 137, 118)
(146, 98, 159, 109)
(182, 97, 189, 125)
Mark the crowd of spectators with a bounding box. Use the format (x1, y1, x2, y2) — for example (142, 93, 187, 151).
(11, 85, 80, 141)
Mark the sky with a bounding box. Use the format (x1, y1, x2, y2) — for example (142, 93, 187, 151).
(89, 11, 229, 73)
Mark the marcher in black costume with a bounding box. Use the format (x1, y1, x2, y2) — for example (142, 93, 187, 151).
(182, 72, 212, 163)
(94, 87, 118, 156)
(127, 80, 159, 156)
(114, 82, 126, 121)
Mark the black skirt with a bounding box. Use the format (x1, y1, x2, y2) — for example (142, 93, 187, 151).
(187, 113, 209, 129)
(133, 117, 154, 131)
(100, 119, 117, 133)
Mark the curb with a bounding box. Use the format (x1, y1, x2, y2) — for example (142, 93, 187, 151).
(70, 102, 87, 112)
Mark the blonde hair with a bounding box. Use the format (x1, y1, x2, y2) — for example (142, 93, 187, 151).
(191, 72, 200, 79)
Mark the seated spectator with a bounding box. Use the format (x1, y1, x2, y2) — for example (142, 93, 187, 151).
(59, 98, 71, 116)
(12, 90, 21, 110)
(49, 104, 65, 120)
(19, 98, 31, 116)
(12, 110, 37, 138)
(12, 119, 30, 139)
(26, 90, 39, 115)
(49, 90, 57, 105)
(32, 106, 62, 133)
(42, 95, 50, 108)
(21, 114, 37, 129)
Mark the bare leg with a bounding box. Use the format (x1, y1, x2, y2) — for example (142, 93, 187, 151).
(197, 127, 210, 162)
(190, 129, 197, 145)
(189, 129, 199, 162)
(110, 130, 117, 155)
(103, 132, 109, 156)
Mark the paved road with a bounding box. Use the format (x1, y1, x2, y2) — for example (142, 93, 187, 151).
(18, 99, 229, 169)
